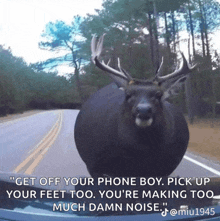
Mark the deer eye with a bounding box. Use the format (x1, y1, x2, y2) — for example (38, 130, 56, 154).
(155, 91, 163, 100)
(126, 93, 132, 101)
(125, 91, 135, 102)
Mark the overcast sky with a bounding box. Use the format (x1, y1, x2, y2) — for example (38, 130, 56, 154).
(1, 0, 220, 74)
(0, 0, 103, 66)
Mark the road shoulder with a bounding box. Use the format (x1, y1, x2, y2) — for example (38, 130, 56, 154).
(0, 110, 46, 124)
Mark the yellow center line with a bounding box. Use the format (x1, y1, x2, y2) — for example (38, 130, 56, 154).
(13, 110, 63, 175)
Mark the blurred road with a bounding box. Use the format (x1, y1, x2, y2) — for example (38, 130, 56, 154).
(0, 109, 220, 178)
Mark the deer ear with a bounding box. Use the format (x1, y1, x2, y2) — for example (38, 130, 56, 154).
(162, 76, 187, 100)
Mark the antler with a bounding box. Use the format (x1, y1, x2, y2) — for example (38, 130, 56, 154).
(156, 57, 164, 77)
(155, 53, 197, 83)
(91, 34, 133, 82)
(91, 34, 197, 88)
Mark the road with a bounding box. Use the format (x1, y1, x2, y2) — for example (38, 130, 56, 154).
(0, 109, 220, 178)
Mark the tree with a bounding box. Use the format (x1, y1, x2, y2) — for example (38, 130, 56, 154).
(76, 0, 220, 121)
(38, 16, 86, 102)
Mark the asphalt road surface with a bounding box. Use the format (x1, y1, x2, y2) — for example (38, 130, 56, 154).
(1, 109, 220, 178)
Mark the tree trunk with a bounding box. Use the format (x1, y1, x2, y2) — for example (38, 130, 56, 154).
(148, 13, 155, 68)
(188, 1, 196, 58)
(202, 4, 212, 66)
(198, 0, 206, 57)
(211, 75, 217, 127)
(200, 26, 206, 57)
(127, 21, 133, 70)
(188, 35, 192, 64)
(171, 11, 176, 54)
(185, 34, 195, 124)
(164, 12, 171, 60)
(74, 67, 85, 103)
(176, 21, 181, 53)
(153, 0, 160, 69)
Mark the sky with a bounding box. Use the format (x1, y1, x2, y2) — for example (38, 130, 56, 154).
(1, 0, 220, 74)
(0, 0, 103, 69)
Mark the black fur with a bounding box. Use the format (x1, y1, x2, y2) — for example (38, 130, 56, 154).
(74, 83, 189, 177)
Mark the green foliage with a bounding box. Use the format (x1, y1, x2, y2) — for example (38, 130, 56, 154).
(78, 0, 220, 119)
(0, 46, 80, 116)
(3, 0, 220, 119)
(38, 16, 86, 72)
(38, 16, 89, 102)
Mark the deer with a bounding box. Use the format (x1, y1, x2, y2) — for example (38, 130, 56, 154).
(74, 34, 196, 177)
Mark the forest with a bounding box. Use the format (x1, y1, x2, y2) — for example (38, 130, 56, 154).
(1, 0, 220, 123)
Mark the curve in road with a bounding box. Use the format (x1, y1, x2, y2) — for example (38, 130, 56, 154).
(1, 109, 220, 178)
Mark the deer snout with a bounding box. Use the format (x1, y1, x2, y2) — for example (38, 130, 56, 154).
(133, 103, 154, 128)
(135, 104, 152, 120)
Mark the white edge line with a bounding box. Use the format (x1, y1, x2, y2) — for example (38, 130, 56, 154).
(184, 155, 220, 176)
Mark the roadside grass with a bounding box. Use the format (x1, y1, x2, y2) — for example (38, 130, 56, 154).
(0, 110, 45, 123)
(1, 111, 220, 164)
(187, 118, 220, 163)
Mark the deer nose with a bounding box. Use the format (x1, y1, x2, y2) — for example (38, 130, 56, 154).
(135, 104, 152, 119)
